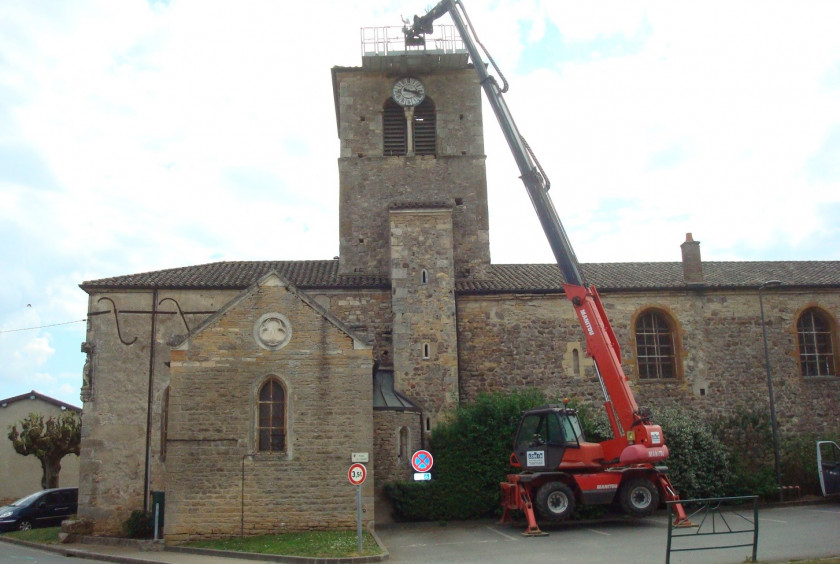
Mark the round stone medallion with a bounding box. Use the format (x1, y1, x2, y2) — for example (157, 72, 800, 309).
(254, 313, 292, 351)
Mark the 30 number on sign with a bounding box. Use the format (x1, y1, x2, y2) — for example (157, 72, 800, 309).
(348, 463, 367, 486)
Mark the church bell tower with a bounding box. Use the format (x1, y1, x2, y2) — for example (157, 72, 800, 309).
(331, 25, 490, 431)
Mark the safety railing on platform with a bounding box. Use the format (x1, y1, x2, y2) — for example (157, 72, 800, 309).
(361, 25, 464, 57)
(666, 495, 759, 564)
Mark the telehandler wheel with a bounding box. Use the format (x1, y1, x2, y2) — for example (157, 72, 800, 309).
(620, 477, 660, 517)
(535, 482, 576, 521)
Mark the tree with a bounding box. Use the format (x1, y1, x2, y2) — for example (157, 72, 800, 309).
(8, 412, 81, 489)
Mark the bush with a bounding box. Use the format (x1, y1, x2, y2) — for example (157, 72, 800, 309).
(653, 406, 731, 500)
(781, 428, 840, 496)
(122, 510, 153, 539)
(708, 407, 777, 498)
(383, 481, 440, 522)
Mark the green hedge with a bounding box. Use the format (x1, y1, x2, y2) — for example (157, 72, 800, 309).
(653, 406, 731, 500)
(709, 408, 777, 498)
(781, 428, 840, 496)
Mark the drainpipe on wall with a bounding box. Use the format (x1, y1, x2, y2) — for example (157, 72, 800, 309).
(143, 289, 158, 512)
(241, 454, 253, 536)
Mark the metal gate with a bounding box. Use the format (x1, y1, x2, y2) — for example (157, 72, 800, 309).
(666, 496, 758, 564)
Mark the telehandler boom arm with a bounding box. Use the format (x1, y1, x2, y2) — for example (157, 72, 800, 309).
(406, 0, 652, 452)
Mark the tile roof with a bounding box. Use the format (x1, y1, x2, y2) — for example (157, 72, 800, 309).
(80, 260, 840, 294)
(0, 390, 82, 412)
(463, 261, 840, 293)
(80, 260, 388, 291)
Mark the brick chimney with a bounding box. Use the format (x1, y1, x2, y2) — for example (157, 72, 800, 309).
(680, 233, 704, 285)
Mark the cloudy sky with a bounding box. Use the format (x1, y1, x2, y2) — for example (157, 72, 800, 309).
(1, 0, 839, 407)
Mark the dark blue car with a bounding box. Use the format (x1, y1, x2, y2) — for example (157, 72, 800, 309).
(0, 488, 78, 532)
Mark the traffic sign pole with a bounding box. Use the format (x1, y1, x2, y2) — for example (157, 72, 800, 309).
(348, 463, 367, 553)
(356, 484, 362, 552)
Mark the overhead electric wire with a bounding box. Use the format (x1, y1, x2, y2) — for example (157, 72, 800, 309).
(0, 319, 87, 334)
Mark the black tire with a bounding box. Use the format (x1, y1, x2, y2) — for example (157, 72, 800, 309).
(18, 520, 32, 531)
(535, 482, 576, 521)
(620, 477, 660, 517)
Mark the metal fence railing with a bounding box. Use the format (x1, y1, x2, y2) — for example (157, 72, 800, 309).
(666, 495, 759, 564)
(360, 25, 464, 57)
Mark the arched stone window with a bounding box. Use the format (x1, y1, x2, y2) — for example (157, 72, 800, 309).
(257, 378, 286, 453)
(634, 310, 677, 379)
(383, 97, 436, 156)
(797, 307, 837, 377)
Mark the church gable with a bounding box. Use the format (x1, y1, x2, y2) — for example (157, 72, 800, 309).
(164, 271, 375, 540)
(171, 271, 372, 353)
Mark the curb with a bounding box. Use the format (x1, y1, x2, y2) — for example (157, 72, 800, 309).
(0, 536, 152, 564)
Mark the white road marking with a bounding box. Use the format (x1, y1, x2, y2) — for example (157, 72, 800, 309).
(585, 528, 611, 536)
(486, 526, 519, 541)
(405, 539, 500, 548)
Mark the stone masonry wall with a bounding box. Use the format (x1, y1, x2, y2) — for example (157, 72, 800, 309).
(457, 288, 840, 436)
(78, 288, 237, 535)
(390, 208, 459, 435)
(339, 157, 490, 278)
(373, 410, 421, 487)
(308, 289, 393, 368)
(164, 278, 374, 541)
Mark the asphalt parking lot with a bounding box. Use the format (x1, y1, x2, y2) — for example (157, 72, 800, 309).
(376, 502, 840, 564)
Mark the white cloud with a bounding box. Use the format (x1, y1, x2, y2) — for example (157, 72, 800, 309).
(2, 335, 56, 389)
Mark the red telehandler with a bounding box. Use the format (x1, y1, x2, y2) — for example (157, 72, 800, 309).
(405, 0, 691, 534)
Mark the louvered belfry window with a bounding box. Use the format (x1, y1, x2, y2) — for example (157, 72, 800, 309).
(383, 98, 407, 155)
(413, 98, 436, 155)
(383, 97, 436, 156)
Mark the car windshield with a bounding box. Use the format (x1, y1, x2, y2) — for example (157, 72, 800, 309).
(10, 491, 43, 507)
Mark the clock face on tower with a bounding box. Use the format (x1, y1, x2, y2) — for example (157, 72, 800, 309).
(392, 77, 426, 107)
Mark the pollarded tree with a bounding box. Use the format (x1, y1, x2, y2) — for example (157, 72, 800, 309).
(8, 412, 81, 489)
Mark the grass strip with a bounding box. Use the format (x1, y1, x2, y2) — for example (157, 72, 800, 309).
(185, 530, 381, 558)
(2, 526, 61, 543)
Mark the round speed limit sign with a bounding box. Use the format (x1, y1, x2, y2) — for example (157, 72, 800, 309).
(348, 463, 367, 486)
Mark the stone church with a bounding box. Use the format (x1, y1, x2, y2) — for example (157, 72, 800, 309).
(76, 29, 840, 540)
